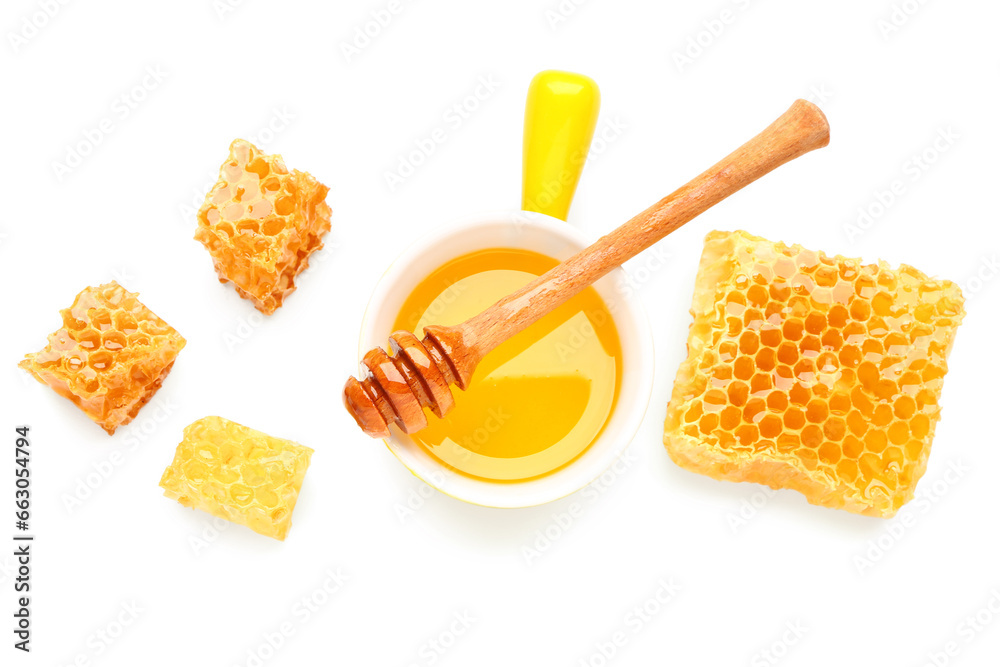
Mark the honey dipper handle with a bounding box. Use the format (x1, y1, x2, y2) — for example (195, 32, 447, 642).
(441, 100, 830, 374)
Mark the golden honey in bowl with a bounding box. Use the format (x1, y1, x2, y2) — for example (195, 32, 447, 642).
(392, 248, 622, 482)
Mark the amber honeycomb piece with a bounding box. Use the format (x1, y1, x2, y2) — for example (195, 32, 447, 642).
(19, 282, 186, 435)
(664, 231, 965, 518)
(160, 416, 313, 541)
(195, 139, 331, 315)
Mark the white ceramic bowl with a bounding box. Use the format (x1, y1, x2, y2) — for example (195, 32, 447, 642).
(358, 210, 654, 508)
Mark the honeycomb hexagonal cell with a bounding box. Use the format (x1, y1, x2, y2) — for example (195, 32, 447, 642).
(160, 416, 313, 541)
(664, 231, 965, 518)
(19, 282, 186, 435)
(195, 139, 331, 315)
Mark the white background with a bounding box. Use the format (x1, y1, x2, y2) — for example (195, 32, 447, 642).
(2, 1, 999, 665)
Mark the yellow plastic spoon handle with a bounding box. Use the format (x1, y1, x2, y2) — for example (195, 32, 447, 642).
(521, 70, 601, 222)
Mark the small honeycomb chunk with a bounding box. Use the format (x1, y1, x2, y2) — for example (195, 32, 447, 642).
(160, 417, 313, 541)
(665, 231, 965, 518)
(19, 282, 185, 435)
(195, 139, 331, 315)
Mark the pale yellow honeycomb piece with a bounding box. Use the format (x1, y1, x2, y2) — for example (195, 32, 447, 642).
(160, 417, 313, 540)
(665, 230, 964, 518)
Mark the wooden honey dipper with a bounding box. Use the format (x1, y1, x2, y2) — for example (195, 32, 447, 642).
(344, 99, 830, 438)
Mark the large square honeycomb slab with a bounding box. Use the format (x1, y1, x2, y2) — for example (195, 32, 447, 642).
(19, 282, 185, 435)
(665, 231, 964, 517)
(195, 139, 331, 315)
(160, 416, 313, 541)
